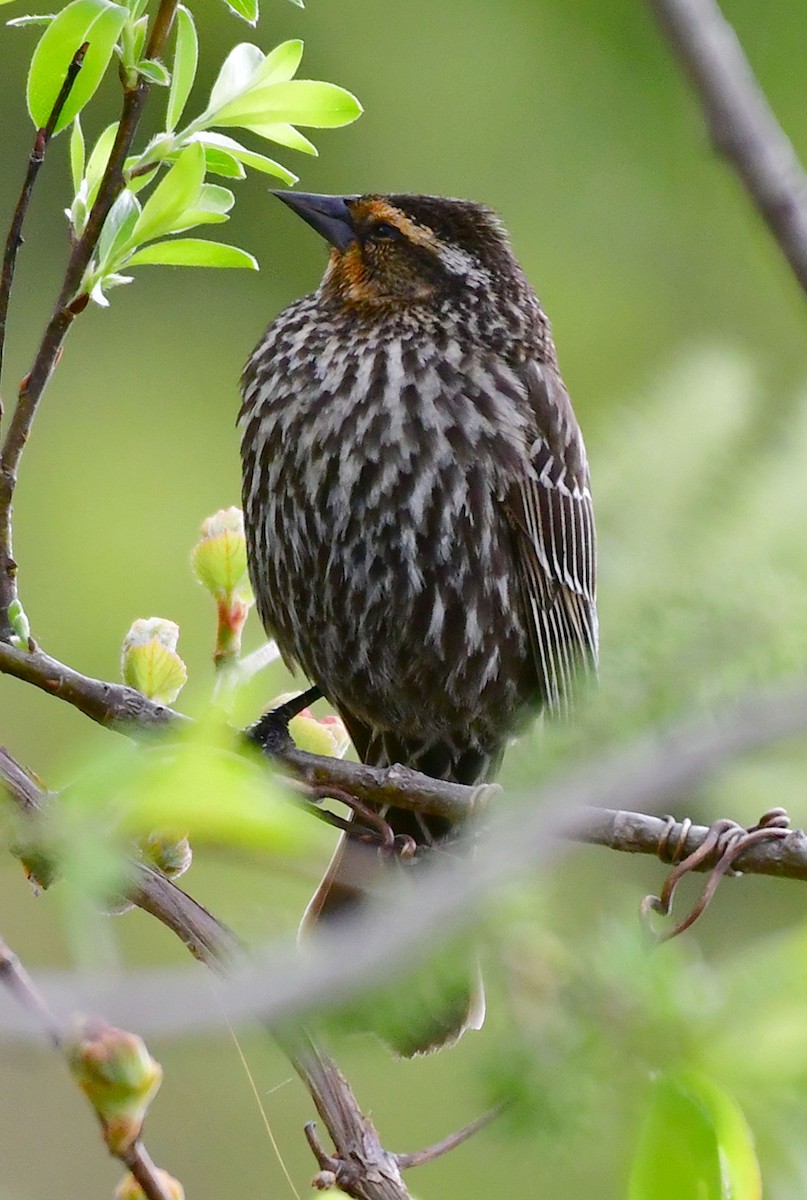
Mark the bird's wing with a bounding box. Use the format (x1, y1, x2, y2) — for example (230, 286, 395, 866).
(501, 359, 598, 713)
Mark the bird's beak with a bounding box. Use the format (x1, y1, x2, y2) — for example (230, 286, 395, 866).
(271, 191, 358, 250)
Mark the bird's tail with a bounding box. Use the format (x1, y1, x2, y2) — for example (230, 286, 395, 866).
(301, 727, 492, 1055)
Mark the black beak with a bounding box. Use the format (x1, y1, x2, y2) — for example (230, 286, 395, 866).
(271, 191, 358, 250)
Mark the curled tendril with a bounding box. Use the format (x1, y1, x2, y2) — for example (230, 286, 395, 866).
(641, 808, 792, 942)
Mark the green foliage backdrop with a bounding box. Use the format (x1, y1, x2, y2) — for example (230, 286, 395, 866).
(1, 1, 807, 1198)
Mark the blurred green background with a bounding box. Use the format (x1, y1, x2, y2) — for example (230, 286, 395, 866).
(2, 0, 807, 1197)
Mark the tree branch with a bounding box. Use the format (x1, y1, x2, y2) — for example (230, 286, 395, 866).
(6, 633, 807, 846)
(2, 678, 807, 1040)
(0, 0, 180, 638)
(0, 42, 88, 396)
(0, 641, 187, 730)
(646, 0, 807, 296)
(0, 936, 174, 1200)
(571, 804, 807, 880)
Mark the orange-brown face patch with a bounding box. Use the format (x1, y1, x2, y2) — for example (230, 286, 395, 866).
(323, 200, 441, 309)
(326, 242, 372, 305)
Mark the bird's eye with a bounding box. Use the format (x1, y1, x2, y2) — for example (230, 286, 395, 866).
(371, 221, 404, 241)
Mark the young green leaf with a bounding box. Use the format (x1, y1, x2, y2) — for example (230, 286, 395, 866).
(249, 38, 302, 87)
(7, 15, 56, 27)
(159, 183, 234, 234)
(129, 140, 205, 245)
(27, 0, 128, 134)
(232, 121, 317, 155)
(166, 5, 197, 131)
(136, 58, 170, 86)
(212, 79, 363, 129)
(127, 239, 257, 269)
(84, 121, 119, 201)
(193, 131, 296, 182)
(69, 115, 84, 192)
(97, 189, 140, 268)
(223, 0, 258, 25)
(129, 13, 146, 60)
(207, 41, 263, 112)
(199, 147, 245, 179)
(629, 1072, 761, 1200)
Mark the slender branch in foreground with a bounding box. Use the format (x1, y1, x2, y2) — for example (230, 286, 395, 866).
(0, 42, 88, 396)
(0, 749, 484, 1200)
(0, 936, 173, 1200)
(0, 0, 180, 638)
(646, 0, 807, 297)
(394, 1104, 503, 1169)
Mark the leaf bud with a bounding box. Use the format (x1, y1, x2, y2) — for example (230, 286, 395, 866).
(190, 506, 253, 603)
(66, 1019, 163, 1155)
(140, 832, 192, 880)
(266, 694, 350, 758)
(121, 618, 187, 704)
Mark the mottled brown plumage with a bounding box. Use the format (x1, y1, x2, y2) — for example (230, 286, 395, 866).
(239, 192, 597, 1052)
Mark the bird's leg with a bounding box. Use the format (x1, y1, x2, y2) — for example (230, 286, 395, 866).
(245, 684, 323, 754)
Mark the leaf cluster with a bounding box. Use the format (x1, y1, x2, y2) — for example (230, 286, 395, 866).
(7, 1, 362, 302)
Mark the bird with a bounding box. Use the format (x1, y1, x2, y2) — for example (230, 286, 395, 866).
(239, 192, 597, 1053)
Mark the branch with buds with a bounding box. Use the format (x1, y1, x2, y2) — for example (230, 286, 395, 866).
(0, 937, 179, 1200)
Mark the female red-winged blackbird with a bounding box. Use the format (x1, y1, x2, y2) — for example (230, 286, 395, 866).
(240, 193, 597, 1052)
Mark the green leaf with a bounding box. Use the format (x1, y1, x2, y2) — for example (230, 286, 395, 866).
(129, 140, 205, 245)
(97, 188, 140, 267)
(193, 131, 296, 182)
(84, 120, 118, 205)
(213, 79, 363, 129)
(27, 0, 128, 134)
(234, 121, 317, 156)
(286, 0, 304, 7)
(69, 115, 84, 192)
(7, 15, 56, 27)
(250, 38, 302, 87)
(129, 12, 145, 60)
(159, 183, 234, 234)
(166, 5, 197, 130)
(223, 0, 258, 24)
(208, 42, 263, 112)
(199, 147, 245, 179)
(629, 1072, 761, 1200)
(127, 239, 257, 269)
(136, 57, 170, 86)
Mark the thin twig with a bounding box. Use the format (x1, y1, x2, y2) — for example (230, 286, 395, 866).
(0, 42, 88, 396)
(0, 750, 485, 1200)
(0, 0, 181, 638)
(278, 1029, 411, 1200)
(0, 935, 172, 1199)
(123, 1142, 174, 1200)
(395, 1104, 503, 1169)
(647, 0, 807, 296)
(0, 936, 62, 1046)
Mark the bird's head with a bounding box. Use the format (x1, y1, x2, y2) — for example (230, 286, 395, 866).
(272, 191, 525, 312)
